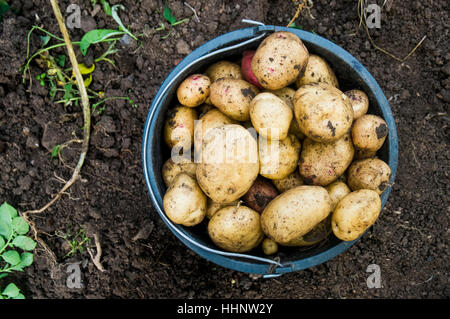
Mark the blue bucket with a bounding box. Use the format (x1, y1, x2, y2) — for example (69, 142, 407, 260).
(142, 25, 398, 277)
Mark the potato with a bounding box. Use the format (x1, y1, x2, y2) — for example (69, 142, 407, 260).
(261, 185, 332, 245)
(296, 54, 339, 88)
(241, 176, 279, 213)
(332, 189, 381, 241)
(194, 108, 237, 154)
(241, 50, 262, 88)
(196, 124, 259, 204)
(345, 89, 369, 120)
(251, 31, 309, 90)
(272, 170, 304, 193)
(163, 173, 206, 226)
(283, 215, 332, 246)
(351, 114, 388, 152)
(163, 106, 197, 151)
(162, 156, 197, 187)
(205, 61, 243, 82)
(325, 181, 351, 210)
(206, 199, 239, 219)
(197, 103, 215, 118)
(299, 132, 354, 186)
(259, 134, 301, 180)
(208, 205, 263, 252)
(294, 83, 354, 142)
(347, 158, 392, 195)
(249, 92, 293, 140)
(177, 74, 211, 107)
(262, 238, 278, 255)
(269, 87, 305, 140)
(209, 78, 259, 121)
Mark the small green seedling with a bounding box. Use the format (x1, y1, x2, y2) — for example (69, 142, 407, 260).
(57, 227, 90, 258)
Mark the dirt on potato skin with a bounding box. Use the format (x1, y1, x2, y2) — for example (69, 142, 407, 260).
(0, 0, 448, 299)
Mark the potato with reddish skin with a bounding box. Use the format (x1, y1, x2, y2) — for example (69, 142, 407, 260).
(241, 176, 279, 213)
(345, 89, 369, 120)
(209, 78, 259, 121)
(351, 114, 388, 152)
(294, 83, 354, 142)
(332, 189, 381, 241)
(251, 31, 309, 90)
(299, 132, 354, 186)
(177, 74, 211, 107)
(347, 158, 392, 195)
(208, 205, 264, 253)
(162, 156, 197, 187)
(205, 61, 243, 82)
(272, 170, 304, 193)
(163, 106, 197, 151)
(163, 173, 206, 226)
(241, 50, 262, 88)
(296, 54, 339, 88)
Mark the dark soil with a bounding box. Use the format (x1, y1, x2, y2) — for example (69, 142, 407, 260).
(0, 0, 449, 299)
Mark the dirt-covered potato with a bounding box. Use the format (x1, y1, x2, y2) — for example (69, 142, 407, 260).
(205, 61, 243, 82)
(347, 158, 392, 195)
(162, 156, 197, 187)
(282, 215, 332, 246)
(251, 31, 309, 90)
(332, 189, 381, 241)
(272, 170, 304, 193)
(209, 78, 259, 121)
(208, 205, 263, 252)
(296, 54, 339, 88)
(299, 132, 354, 186)
(194, 108, 237, 154)
(163, 106, 197, 151)
(206, 199, 239, 219)
(351, 114, 388, 152)
(249, 92, 293, 140)
(262, 238, 278, 255)
(163, 173, 206, 226)
(241, 176, 279, 213)
(345, 89, 369, 120)
(196, 124, 259, 204)
(261, 185, 332, 245)
(241, 50, 262, 88)
(294, 83, 354, 142)
(177, 74, 211, 107)
(325, 181, 351, 210)
(269, 87, 305, 140)
(259, 134, 301, 180)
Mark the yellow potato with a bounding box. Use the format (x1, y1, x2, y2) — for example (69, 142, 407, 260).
(262, 238, 278, 255)
(325, 181, 351, 210)
(294, 83, 354, 142)
(163, 173, 206, 226)
(177, 74, 211, 107)
(161, 156, 197, 187)
(163, 106, 197, 151)
(251, 31, 309, 90)
(209, 78, 259, 121)
(249, 92, 293, 140)
(261, 185, 332, 245)
(299, 132, 354, 186)
(347, 158, 392, 195)
(282, 215, 332, 246)
(332, 189, 381, 241)
(196, 124, 259, 204)
(208, 205, 263, 253)
(345, 89, 369, 120)
(205, 61, 243, 82)
(296, 54, 339, 88)
(272, 170, 304, 193)
(205, 199, 239, 219)
(259, 134, 301, 180)
(351, 114, 388, 152)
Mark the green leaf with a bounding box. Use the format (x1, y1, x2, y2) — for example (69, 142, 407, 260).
(40, 35, 51, 47)
(0, 202, 18, 219)
(1, 250, 21, 266)
(0, 236, 5, 250)
(56, 54, 66, 67)
(101, 0, 112, 16)
(19, 252, 34, 268)
(2, 283, 20, 298)
(0, 202, 14, 238)
(163, 2, 177, 25)
(0, 222, 10, 241)
(111, 5, 138, 41)
(288, 22, 303, 30)
(79, 29, 124, 56)
(0, 274, 8, 279)
(13, 293, 25, 299)
(11, 236, 37, 251)
(51, 145, 61, 160)
(0, 0, 10, 23)
(12, 217, 29, 235)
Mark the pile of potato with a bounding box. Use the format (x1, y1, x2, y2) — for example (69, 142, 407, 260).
(162, 31, 391, 255)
